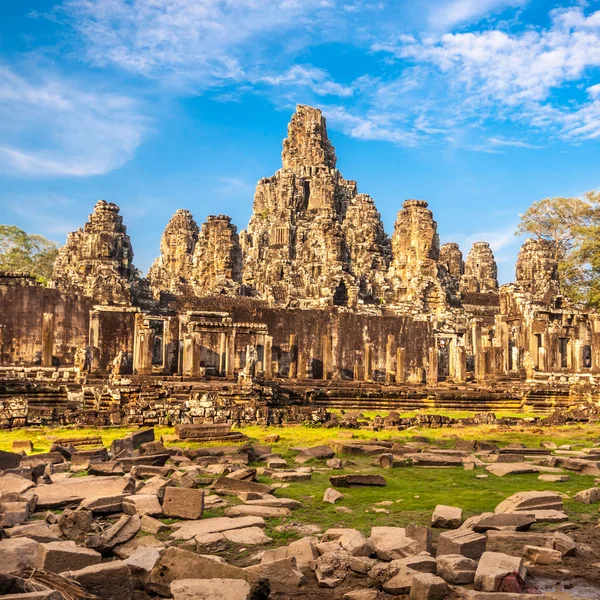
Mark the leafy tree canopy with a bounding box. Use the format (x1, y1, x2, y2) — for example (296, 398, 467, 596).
(0, 225, 60, 282)
(516, 191, 600, 308)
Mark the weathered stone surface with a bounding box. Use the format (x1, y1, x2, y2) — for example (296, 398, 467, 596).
(62, 561, 133, 600)
(572, 487, 600, 503)
(147, 547, 268, 598)
(0, 450, 22, 470)
(245, 557, 305, 592)
(27, 475, 134, 508)
(461, 242, 498, 294)
(211, 477, 271, 496)
(38, 541, 102, 573)
(330, 474, 386, 487)
(224, 505, 291, 519)
(409, 573, 449, 600)
(170, 579, 251, 600)
(437, 529, 486, 560)
(436, 554, 477, 584)
(0, 473, 35, 494)
(0, 537, 41, 571)
(86, 514, 141, 553)
(470, 512, 536, 532)
(162, 487, 203, 519)
(523, 545, 562, 565)
(431, 505, 462, 529)
(368, 527, 419, 561)
(52, 200, 138, 304)
(58, 508, 94, 537)
(323, 487, 344, 504)
(473, 552, 526, 592)
(170, 516, 265, 540)
(122, 494, 163, 517)
(495, 490, 563, 514)
(223, 526, 272, 545)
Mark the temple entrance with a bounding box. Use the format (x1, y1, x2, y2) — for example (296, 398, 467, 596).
(149, 320, 165, 367)
(559, 338, 569, 369)
(333, 280, 348, 306)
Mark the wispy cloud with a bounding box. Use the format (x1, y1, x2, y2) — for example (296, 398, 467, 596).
(261, 65, 355, 97)
(428, 0, 530, 30)
(0, 63, 148, 177)
(64, 0, 338, 88)
(488, 137, 542, 149)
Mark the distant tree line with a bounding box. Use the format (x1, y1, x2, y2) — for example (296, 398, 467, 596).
(516, 190, 600, 309)
(0, 225, 60, 282)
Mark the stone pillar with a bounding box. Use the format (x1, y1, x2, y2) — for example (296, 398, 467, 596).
(226, 330, 236, 378)
(538, 347, 548, 372)
(592, 318, 600, 373)
(41, 313, 54, 368)
(385, 335, 395, 383)
(475, 347, 486, 380)
(219, 332, 227, 376)
(456, 346, 466, 383)
(322, 335, 332, 380)
(288, 334, 298, 379)
(364, 342, 373, 382)
(89, 310, 100, 373)
(297, 349, 307, 379)
(396, 347, 406, 383)
(264, 335, 273, 378)
(353, 363, 359, 381)
(182, 334, 194, 376)
(427, 347, 438, 385)
(495, 315, 509, 374)
(134, 322, 154, 375)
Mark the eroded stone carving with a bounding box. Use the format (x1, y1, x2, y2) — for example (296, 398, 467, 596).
(461, 242, 499, 294)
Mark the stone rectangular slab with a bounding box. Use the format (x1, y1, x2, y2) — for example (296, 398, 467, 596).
(170, 516, 266, 540)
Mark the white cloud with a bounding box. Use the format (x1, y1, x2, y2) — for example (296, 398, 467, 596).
(261, 65, 355, 97)
(428, 0, 529, 31)
(0, 64, 147, 177)
(488, 137, 542, 148)
(64, 0, 338, 87)
(373, 6, 600, 142)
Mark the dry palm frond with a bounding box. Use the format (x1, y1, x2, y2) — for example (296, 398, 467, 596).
(14, 568, 101, 600)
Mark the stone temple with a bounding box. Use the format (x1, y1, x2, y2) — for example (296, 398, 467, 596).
(1, 105, 599, 427)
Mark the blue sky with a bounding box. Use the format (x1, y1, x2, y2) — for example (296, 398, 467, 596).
(1, 0, 599, 283)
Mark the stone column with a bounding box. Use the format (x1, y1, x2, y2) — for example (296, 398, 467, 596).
(471, 320, 482, 358)
(364, 342, 373, 382)
(385, 335, 395, 383)
(353, 363, 359, 381)
(297, 349, 307, 379)
(456, 346, 466, 383)
(427, 347, 438, 384)
(264, 335, 273, 378)
(475, 347, 486, 380)
(226, 330, 236, 378)
(322, 335, 332, 380)
(192, 332, 203, 376)
(396, 347, 406, 383)
(89, 310, 100, 373)
(495, 315, 509, 374)
(538, 347, 548, 372)
(219, 332, 227, 376)
(288, 334, 298, 379)
(134, 322, 154, 375)
(41, 312, 54, 368)
(182, 334, 194, 376)
(592, 318, 600, 373)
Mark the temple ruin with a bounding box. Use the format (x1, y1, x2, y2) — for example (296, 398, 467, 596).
(1, 105, 599, 427)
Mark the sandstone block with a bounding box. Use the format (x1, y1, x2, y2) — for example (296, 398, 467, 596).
(62, 560, 133, 600)
(409, 573, 449, 600)
(39, 541, 101, 573)
(170, 579, 251, 600)
(436, 554, 477, 584)
(162, 487, 204, 520)
(474, 551, 526, 592)
(437, 529, 486, 560)
(431, 505, 462, 529)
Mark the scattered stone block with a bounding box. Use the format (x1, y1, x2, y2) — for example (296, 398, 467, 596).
(223, 527, 273, 545)
(38, 541, 102, 573)
(170, 578, 251, 600)
(431, 505, 462, 529)
(170, 516, 265, 540)
(62, 560, 133, 600)
(323, 487, 344, 504)
(523, 545, 563, 565)
(224, 504, 291, 518)
(211, 476, 271, 496)
(409, 573, 449, 600)
(86, 514, 141, 553)
(436, 554, 477, 584)
(245, 557, 305, 592)
(573, 487, 600, 504)
(474, 551, 526, 592)
(437, 529, 486, 560)
(123, 494, 163, 517)
(330, 474, 386, 487)
(58, 508, 94, 537)
(12, 440, 33, 453)
(147, 547, 268, 597)
(162, 487, 204, 520)
(0, 537, 42, 571)
(141, 514, 169, 535)
(368, 527, 419, 560)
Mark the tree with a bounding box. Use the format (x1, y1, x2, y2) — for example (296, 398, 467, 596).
(0, 225, 60, 282)
(515, 192, 600, 307)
